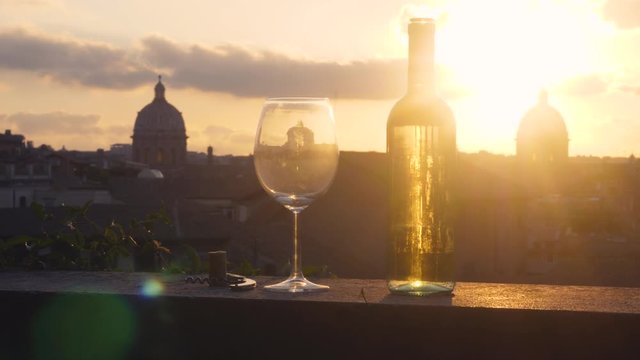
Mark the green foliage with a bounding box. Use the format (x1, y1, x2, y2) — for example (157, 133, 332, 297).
(182, 244, 203, 274)
(31, 202, 52, 221)
(302, 264, 337, 279)
(161, 245, 204, 274)
(233, 259, 260, 277)
(0, 201, 173, 271)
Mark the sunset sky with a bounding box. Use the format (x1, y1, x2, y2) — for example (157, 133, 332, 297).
(0, 0, 639, 156)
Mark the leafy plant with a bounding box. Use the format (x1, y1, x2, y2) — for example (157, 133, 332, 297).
(303, 264, 337, 279)
(162, 244, 211, 275)
(0, 201, 173, 272)
(232, 259, 260, 277)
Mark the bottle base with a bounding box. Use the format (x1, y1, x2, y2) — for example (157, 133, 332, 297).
(388, 280, 455, 296)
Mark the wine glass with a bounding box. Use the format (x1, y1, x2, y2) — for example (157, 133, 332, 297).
(253, 98, 339, 292)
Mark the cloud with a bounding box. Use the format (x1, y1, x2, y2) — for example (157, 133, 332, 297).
(602, 0, 640, 29)
(559, 74, 608, 96)
(140, 36, 410, 99)
(616, 71, 640, 95)
(202, 125, 254, 155)
(619, 85, 640, 95)
(141, 36, 466, 99)
(0, 0, 52, 5)
(0, 28, 465, 100)
(105, 125, 132, 137)
(0, 29, 154, 88)
(0, 111, 134, 150)
(3, 111, 102, 135)
(202, 125, 233, 138)
(589, 115, 640, 155)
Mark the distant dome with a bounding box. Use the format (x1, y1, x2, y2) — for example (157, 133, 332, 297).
(131, 76, 188, 168)
(516, 91, 569, 163)
(133, 76, 186, 133)
(286, 121, 315, 149)
(137, 168, 164, 179)
(517, 91, 568, 141)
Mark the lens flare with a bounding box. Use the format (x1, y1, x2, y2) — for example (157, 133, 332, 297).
(141, 279, 164, 297)
(32, 294, 136, 360)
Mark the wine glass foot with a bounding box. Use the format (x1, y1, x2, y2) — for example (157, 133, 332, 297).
(264, 275, 329, 293)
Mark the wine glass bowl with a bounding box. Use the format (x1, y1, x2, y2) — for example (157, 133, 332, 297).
(253, 98, 339, 292)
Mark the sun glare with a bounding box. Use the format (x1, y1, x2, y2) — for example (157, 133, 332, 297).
(389, 0, 607, 148)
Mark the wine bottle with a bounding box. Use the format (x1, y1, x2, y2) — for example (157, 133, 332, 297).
(387, 18, 456, 295)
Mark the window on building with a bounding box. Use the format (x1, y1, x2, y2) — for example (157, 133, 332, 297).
(15, 164, 28, 176)
(157, 148, 165, 164)
(33, 163, 47, 176)
(222, 207, 235, 220)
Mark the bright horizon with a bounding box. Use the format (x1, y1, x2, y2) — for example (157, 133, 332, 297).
(0, 0, 639, 157)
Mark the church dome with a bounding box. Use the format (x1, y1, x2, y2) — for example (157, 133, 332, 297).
(131, 76, 188, 167)
(133, 76, 186, 133)
(516, 91, 569, 163)
(517, 91, 568, 142)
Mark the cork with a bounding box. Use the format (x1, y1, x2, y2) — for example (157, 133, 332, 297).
(208, 251, 227, 286)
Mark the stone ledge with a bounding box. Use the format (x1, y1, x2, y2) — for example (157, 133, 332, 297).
(2, 271, 640, 359)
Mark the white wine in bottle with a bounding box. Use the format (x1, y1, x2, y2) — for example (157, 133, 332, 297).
(387, 18, 456, 296)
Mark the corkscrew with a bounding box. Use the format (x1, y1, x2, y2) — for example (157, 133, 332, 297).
(185, 251, 256, 291)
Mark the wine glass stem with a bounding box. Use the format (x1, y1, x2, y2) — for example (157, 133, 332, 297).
(292, 211, 303, 279)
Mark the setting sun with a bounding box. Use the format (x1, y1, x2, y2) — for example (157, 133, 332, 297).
(451, 1, 602, 147)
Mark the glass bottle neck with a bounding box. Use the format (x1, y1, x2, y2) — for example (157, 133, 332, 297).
(407, 20, 435, 96)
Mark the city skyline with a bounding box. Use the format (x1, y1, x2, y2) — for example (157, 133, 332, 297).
(0, 0, 639, 156)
